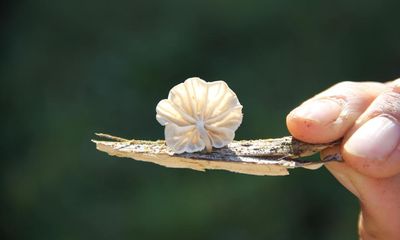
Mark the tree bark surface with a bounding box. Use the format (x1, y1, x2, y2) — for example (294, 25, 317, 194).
(92, 133, 341, 176)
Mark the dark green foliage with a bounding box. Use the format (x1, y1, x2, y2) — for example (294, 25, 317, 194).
(2, 0, 399, 239)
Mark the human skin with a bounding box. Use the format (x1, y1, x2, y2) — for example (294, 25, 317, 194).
(286, 79, 400, 240)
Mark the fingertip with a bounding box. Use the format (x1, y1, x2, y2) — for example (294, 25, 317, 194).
(287, 81, 388, 144)
(286, 114, 328, 143)
(343, 145, 400, 179)
(286, 99, 343, 143)
(343, 115, 400, 179)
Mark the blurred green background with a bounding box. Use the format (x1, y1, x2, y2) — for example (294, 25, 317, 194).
(2, 0, 400, 239)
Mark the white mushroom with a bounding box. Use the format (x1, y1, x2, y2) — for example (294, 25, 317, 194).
(156, 77, 243, 153)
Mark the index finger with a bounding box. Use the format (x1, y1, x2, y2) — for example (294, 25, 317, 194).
(286, 81, 387, 143)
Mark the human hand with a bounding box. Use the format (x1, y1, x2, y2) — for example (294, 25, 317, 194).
(286, 79, 400, 239)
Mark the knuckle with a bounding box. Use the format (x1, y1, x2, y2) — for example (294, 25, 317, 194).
(391, 79, 400, 93)
(392, 78, 400, 84)
(334, 81, 358, 89)
(368, 90, 400, 121)
(322, 81, 361, 99)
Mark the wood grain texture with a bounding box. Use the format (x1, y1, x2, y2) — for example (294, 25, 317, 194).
(92, 133, 341, 176)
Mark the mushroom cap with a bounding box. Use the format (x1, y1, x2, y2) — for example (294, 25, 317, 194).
(156, 77, 243, 153)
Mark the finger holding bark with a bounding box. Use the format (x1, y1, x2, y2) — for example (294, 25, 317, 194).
(343, 79, 400, 178)
(287, 81, 387, 143)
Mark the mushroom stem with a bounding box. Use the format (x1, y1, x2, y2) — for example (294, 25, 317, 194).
(196, 120, 212, 152)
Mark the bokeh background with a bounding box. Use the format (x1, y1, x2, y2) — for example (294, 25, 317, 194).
(2, 0, 400, 239)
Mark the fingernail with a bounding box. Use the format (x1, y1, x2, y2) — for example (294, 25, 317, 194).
(290, 99, 343, 124)
(345, 116, 400, 160)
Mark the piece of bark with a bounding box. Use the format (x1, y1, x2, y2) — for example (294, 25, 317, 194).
(92, 133, 341, 176)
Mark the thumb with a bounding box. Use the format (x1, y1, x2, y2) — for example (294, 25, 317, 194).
(342, 80, 400, 178)
(323, 146, 400, 239)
